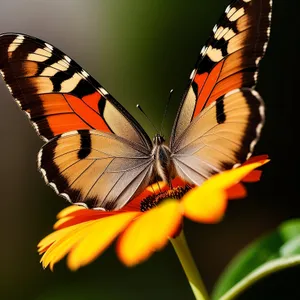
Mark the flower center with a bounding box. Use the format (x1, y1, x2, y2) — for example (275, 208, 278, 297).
(140, 185, 192, 212)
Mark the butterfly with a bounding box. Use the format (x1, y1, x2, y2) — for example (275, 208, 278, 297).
(0, 0, 272, 211)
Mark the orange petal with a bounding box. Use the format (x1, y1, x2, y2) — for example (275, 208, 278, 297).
(123, 189, 155, 211)
(124, 182, 168, 211)
(171, 177, 190, 188)
(67, 212, 140, 271)
(183, 187, 227, 223)
(242, 170, 262, 182)
(226, 183, 247, 200)
(117, 200, 182, 267)
(54, 211, 116, 230)
(242, 155, 269, 165)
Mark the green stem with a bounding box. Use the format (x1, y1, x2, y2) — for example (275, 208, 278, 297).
(170, 231, 209, 300)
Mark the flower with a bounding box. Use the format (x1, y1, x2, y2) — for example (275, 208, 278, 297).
(38, 156, 269, 271)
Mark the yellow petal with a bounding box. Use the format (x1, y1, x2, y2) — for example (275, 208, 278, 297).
(117, 200, 182, 267)
(53, 216, 74, 230)
(40, 220, 96, 270)
(67, 212, 140, 271)
(203, 160, 269, 191)
(38, 224, 79, 254)
(57, 205, 86, 219)
(183, 187, 227, 223)
(182, 160, 269, 223)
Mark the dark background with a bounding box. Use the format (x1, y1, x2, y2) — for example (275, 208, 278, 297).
(0, 0, 297, 299)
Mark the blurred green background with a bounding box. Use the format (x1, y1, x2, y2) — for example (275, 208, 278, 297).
(0, 0, 297, 299)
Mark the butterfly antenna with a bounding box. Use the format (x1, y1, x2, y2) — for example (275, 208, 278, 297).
(160, 89, 174, 136)
(136, 104, 160, 133)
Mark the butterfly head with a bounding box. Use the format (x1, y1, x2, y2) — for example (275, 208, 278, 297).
(153, 134, 165, 146)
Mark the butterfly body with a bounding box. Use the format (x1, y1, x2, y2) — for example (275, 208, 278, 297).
(151, 134, 176, 186)
(0, 0, 272, 211)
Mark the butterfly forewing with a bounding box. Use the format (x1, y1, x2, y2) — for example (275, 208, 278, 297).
(0, 33, 152, 150)
(170, 0, 272, 147)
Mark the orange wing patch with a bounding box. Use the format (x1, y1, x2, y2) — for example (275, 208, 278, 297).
(193, 61, 224, 118)
(0, 33, 113, 140)
(0, 33, 152, 149)
(64, 94, 110, 132)
(82, 92, 102, 112)
(29, 93, 111, 137)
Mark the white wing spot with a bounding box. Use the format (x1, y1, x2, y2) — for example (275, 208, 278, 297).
(81, 70, 89, 78)
(15, 98, 22, 108)
(44, 43, 53, 51)
(0, 70, 5, 78)
(212, 25, 218, 33)
(49, 182, 59, 194)
(93, 207, 106, 211)
(268, 11, 272, 21)
(255, 57, 262, 65)
(61, 193, 71, 203)
(200, 46, 207, 55)
(99, 87, 109, 96)
(263, 42, 268, 52)
(225, 5, 231, 13)
(32, 121, 40, 135)
(76, 202, 88, 208)
(40, 168, 49, 184)
(6, 84, 12, 93)
(24, 110, 31, 118)
(250, 89, 260, 98)
(189, 69, 196, 80)
(17, 34, 25, 40)
(254, 71, 258, 82)
(64, 55, 72, 63)
(37, 149, 43, 168)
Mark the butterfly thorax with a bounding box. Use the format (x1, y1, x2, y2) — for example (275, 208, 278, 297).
(152, 134, 175, 186)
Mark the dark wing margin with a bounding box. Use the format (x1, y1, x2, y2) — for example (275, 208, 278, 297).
(38, 130, 154, 210)
(170, 0, 272, 148)
(0, 32, 152, 150)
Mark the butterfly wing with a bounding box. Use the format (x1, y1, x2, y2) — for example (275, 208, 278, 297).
(0, 32, 152, 150)
(0, 32, 154, 209)
(39, 130, 154, 210)
(170, 0, 272, 148)
(172, 88, 264, 185)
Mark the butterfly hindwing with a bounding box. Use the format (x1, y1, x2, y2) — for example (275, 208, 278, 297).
(171, 0, 272, 146)
(0, 33, 152, 149)
(172, 88, 264, 186)
(38, 130, 154, 210)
